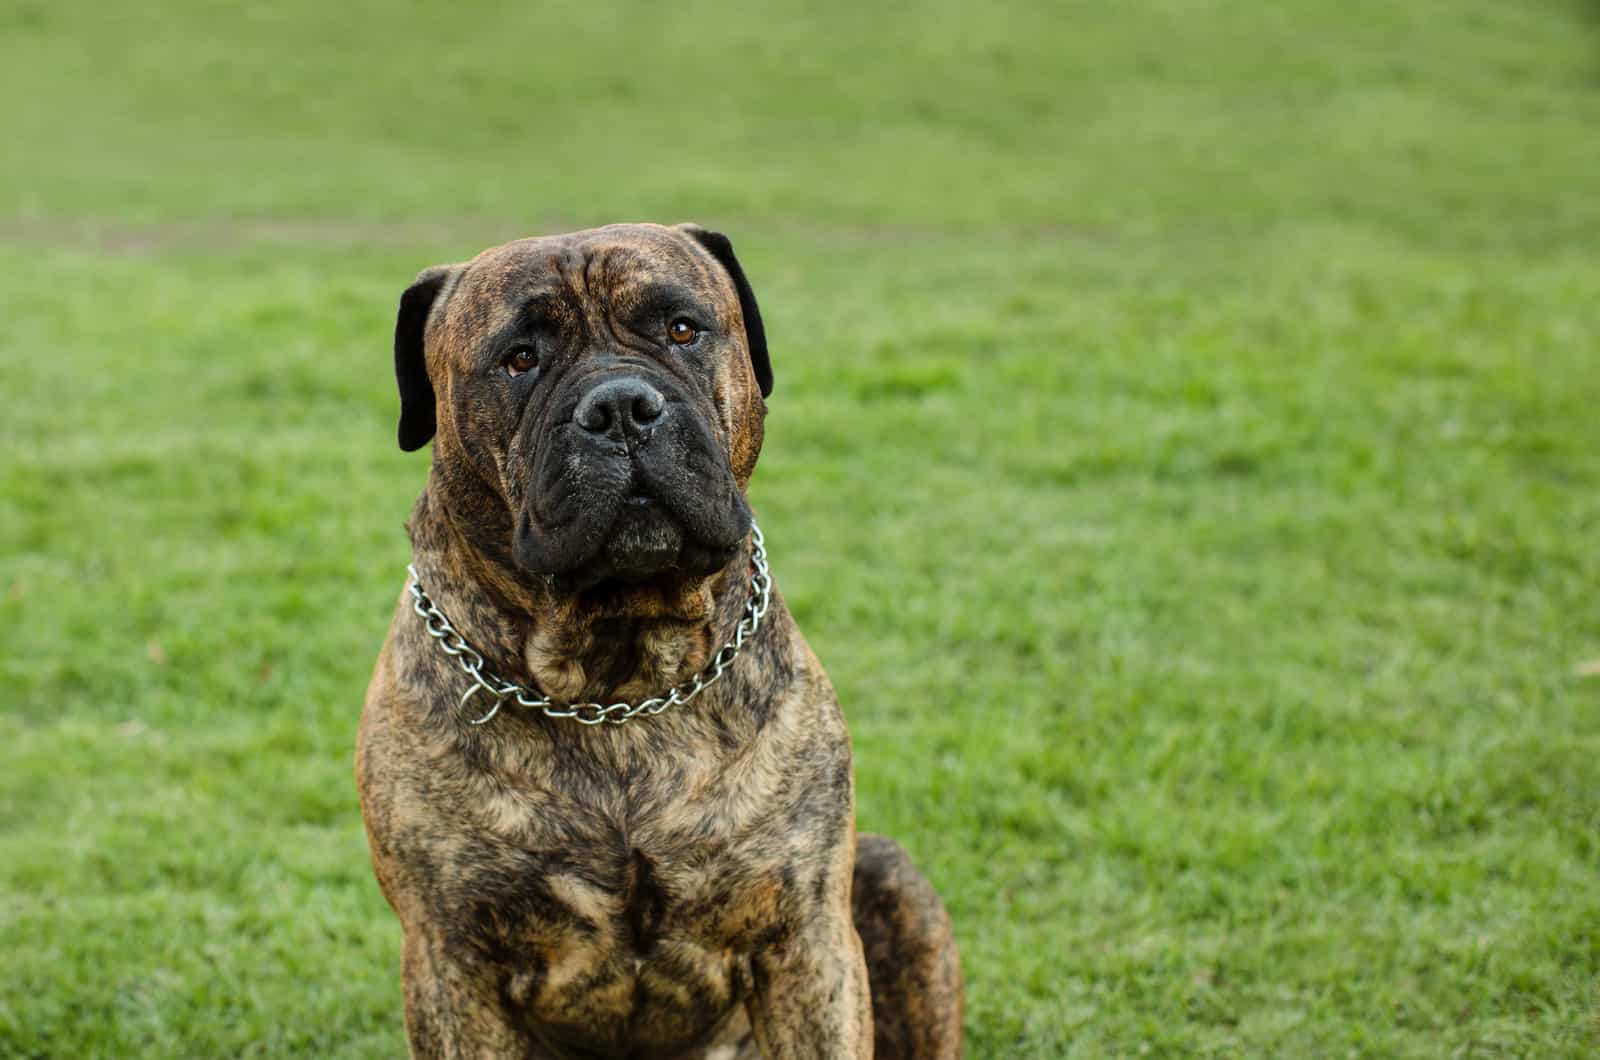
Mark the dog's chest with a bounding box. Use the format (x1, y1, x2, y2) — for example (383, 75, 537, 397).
(433, 756, 811, 1047)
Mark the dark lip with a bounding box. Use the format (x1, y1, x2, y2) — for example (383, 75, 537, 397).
(623, 493, 653, 508)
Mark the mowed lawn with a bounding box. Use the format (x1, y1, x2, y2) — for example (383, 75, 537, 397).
(3, 1, 1599, 1056)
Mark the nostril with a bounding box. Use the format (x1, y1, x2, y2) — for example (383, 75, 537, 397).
(632, 391, 664, 424)
(576, 400, 611, 433)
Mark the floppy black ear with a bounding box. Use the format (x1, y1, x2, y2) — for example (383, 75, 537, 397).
(679, 225, 772, 398)
(394, 265, 457, 452)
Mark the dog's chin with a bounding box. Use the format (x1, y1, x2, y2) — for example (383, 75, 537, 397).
(598, 504, 689, 579)
(548, 502, 742, 594)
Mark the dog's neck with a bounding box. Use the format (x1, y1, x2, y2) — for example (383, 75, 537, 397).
(405, 481, 752, 705)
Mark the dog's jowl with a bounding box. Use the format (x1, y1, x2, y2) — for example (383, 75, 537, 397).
(357, 224, 963, 1059)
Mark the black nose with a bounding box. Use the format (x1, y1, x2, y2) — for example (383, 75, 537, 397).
(574, 377, 666, 438)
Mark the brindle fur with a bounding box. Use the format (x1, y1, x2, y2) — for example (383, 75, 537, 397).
(357, 224, 963, 1059)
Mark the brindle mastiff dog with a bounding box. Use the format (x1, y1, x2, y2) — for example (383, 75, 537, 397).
(356, 224, 963, 1059)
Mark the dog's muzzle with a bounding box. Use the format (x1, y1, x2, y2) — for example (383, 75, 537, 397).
(514, 372, 751, 586)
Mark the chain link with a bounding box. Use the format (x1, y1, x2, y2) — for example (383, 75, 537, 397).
(406, 525, 771, 727)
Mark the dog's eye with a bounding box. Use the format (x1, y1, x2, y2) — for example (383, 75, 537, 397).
(667, 319, 699, 346)
(505, 345, 539, 377)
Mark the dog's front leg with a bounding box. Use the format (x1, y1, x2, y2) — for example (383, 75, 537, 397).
(400, 930, 536, 1060)
(746, 913, 873, 1060)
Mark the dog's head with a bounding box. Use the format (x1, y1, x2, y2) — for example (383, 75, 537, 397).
(394, 224, 771, 593)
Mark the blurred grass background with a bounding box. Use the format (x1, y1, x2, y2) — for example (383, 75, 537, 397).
(2, 0, 1598, 1056)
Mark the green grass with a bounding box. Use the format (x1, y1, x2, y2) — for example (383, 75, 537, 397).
(3, 0, 1599, 1056)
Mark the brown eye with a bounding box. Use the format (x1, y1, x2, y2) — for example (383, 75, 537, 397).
(505, 345, 538, 377)
(667, 319, 698, 346)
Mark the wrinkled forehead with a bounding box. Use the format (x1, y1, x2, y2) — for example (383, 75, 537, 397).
(450, 225, 729, 327)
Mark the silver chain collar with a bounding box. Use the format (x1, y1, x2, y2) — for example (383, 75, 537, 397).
(406, 524, 772, 727)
